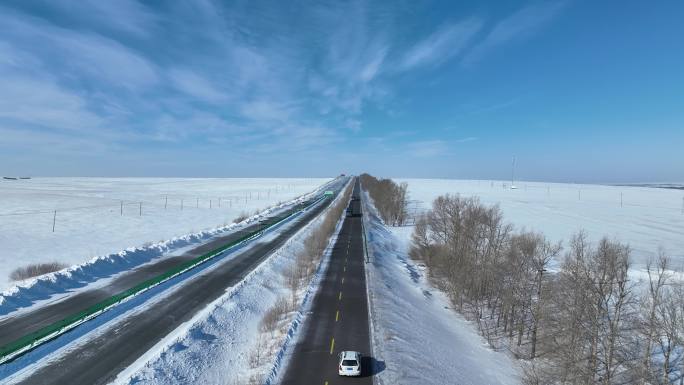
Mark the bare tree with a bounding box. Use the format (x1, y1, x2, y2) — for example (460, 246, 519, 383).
(638, 252, 670, 384)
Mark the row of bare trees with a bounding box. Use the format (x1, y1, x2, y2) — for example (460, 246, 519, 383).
(359, 173, 408, 226)
(283, 181, 353, 308)
(408, 193, 684, 384)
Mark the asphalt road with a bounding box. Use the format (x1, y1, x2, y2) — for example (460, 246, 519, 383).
(5, 178, 348, 385)
(0, 180, 337, 349)
(280, 178, 373, 385)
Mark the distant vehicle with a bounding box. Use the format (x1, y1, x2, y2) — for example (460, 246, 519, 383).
(338, 350, 362, 376)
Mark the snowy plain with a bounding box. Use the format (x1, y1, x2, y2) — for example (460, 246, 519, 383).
(398, 179, 684, 269)
(363, 193, 520, 385)
(0, 177, 329, 292)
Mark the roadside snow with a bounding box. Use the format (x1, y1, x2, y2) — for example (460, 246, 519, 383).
(363, 195, 521, 385)
(399, 179, 684, 268)
(0, 177, 329, 291)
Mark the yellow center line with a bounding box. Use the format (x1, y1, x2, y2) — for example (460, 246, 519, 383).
(336, 310, 340, 321)
(339, 291, 342, 300)
(330, 337, 335, 355)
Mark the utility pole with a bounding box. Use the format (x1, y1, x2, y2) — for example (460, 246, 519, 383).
(181, 199, 184, 211)
(511, 156, 517, 189)
(139, 202, 142, 216)
(120, 201, 123, 216)
(52, 210, 56, 232)
(196, 198, 199, 208)
(165, 195, 168, 210)
(621, 192, 623, 208)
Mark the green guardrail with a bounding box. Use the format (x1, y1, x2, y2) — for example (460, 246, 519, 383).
(0, 192, 333, 365)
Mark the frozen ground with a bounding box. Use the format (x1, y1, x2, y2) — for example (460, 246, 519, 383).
(398, 179, 684, 269)
(363, 194, 520, 385)
(0, 177, 328, 291)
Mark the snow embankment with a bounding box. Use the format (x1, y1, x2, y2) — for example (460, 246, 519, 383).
(0, 177, 330, 292)
(363, 194, 521, 385)
(399, 179, 684, 268)
(0, 179, 330, 316)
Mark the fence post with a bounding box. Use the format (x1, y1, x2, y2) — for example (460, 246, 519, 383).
(165, 195, 168, 210)
(139, 202, 142, 216)
(120, 201, 123, 216)
(52, 210, 56, 232)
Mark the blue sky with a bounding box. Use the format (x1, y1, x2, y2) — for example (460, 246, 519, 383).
(0, 1, 682, 182)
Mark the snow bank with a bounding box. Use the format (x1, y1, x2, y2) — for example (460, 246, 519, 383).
(399, 179, 684, 268)
(363, 193, 521, 385)
(0, 177, 329, 291)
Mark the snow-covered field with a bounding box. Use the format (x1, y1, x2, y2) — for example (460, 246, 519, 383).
(399, 179, 684, 268)
(0, 177, 329, 291)
(363, 194, 520, 385)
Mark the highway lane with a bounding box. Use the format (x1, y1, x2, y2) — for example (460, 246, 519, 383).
(0, 179, 340, 350)
(280, 178, 373, 385)
(5, 178, 348, 385)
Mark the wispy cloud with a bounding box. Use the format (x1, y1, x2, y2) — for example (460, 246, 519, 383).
(463, 1, 567, 65)
(407, 140, 449, 157)
(168, 68, 230, 104)
(455, 136, 478, 143)
(399, 19, 483, 71)
(0, 0, 569, 176)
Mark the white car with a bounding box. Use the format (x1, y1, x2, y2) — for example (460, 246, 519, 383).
(338, 350, 362, 376)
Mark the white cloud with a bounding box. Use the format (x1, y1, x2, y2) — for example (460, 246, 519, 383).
(0, 10, 159, 90)
(408, 140, 449, 157)
(399, 19, 483, 71)
(360, 46, 388, 82)
(168, 69, 229, 104)
(455, 136, 477, 143)
(0, 74, 103, 132)
(463, 1, 567, 65)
